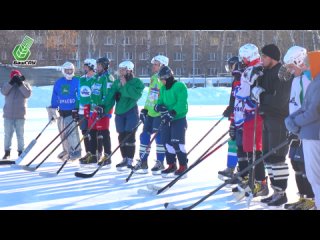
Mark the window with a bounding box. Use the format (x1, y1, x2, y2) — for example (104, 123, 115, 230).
(192, 68, 201, 76)
(226, 37, 233, 46)
(210, 36, 219, 46)
(192, 35, 199, 45)
(123, 52, 133, 60)
(208, 68, 217, 76)
(141, 67, 149, 76)
(139, 52, 148, 60)
(104, 36, 113, 45)
(193, 52, 201, 61)
(174, 36, 184, 46)
(226, 52, 233, 60)
(1, 51, 7, 60)
(159, 36, 165, 45)
(106, 52, 113, 60)
(209, 52, 216, 61)
(37, 51, 44, 60)
(54, 51, 61, 60)
(139, 37, 147, 45)
(122, 37, 131, 45)
(174, 52, 183, 61)
(175, 67, 183, 76)
(70, 51, 79, 60)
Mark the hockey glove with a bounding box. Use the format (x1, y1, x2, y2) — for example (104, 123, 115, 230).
(251, 86, 265, 103)
(154, 104, 167, 113)
(223, 106, 233, 118)
(278, 65, 294, 82)
(229, 124, 236, 140)
(287, 133, 300, 147)
(72, 109, 80, 121)
(115, 92, 121, 102)
(161, 110, 176, 125)
(140, 109, 148, 124)
(94, 105, 105, 119)
(248, 66, 263, 85)
(285, 116, 300, 135)
(46, 106, 58, 123)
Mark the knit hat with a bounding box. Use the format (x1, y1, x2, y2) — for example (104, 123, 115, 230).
(261, 44, 281, 61)
(10, 70, 22, 79)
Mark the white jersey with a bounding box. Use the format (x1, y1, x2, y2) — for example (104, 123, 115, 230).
(234, 64, 261, 127)
(289, 71, 311, 115)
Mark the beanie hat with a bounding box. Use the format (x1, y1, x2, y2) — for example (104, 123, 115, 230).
(261, 44, 281, 61)
(10, 70, 22, 79)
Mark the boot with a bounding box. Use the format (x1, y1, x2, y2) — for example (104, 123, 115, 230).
(151, 160, 165, 175)
(98, 153, 112, 168)
(133, 160, 148, 174)
(79, 152, 97, 164)
(267, 192, 287, 207)
(253, 177, 269, 197)
(2, 150, 10, 160)
(161, 163, 177, 178)
(116, 158, 130, 171)
(174, 164, 188, 178)
(218, 167, 235, 180)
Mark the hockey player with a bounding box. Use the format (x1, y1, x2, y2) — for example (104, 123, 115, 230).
(77, 59, 96, 162)
(103, 60, 145, 171)
(80, 57, 114, 167)
(48, 62, 81, 160)
(218, 56, 242, 180)
(133, 55, 169, 175)
(153, 66, 188, 178)
(282, 46, 315, 210)
(232, 43, 267, 199)
(254, 44, 291, 206)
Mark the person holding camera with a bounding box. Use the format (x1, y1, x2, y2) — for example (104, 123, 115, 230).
(1, 70, 32, 160)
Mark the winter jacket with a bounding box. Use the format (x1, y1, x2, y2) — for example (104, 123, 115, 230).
(259, 63, 292, 118)
(144, 73, 163, 117)
(157, 81, 188, 120)
(1, 81, 32, 119)
(104, 77, 145, 115)
(288, 74, 320, 140)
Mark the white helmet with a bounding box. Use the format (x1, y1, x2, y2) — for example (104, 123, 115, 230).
(283, 46, 307, 67)
(119, 60, 134, 71)
(61, 61, 75, 80)
(239, 43, 260, 66)
(151, 55, 169, 66)
(84, 58, 96, 70)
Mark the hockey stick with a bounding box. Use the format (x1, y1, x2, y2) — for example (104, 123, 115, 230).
(39, 117, 99, 177)
(11, 118, 75, 170)
(23, 119, 83, 172)
(186, 116, 224, 155)
(138, 131, 229, 196)
(164, 138, 290, 210)
(74, 121, 143, 178)
(125, 122, 164, 183)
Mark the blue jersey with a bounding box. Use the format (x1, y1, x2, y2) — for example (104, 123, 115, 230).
(51, 77, 79, 110)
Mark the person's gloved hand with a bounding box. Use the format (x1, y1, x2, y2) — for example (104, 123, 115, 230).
(94, 105, 105, 119)
(72, 109, 79, 121)
(154, 104, 167, 113)
(251, 86, 265, 103)
(160, 110, 176, 125)
(140, 109, 148, 124)
(46, 106, 58, 124)
(115, 92, 121, 102)
(229, 124, 236, 140)
(223, 106, 233, 118)
(278, 65, 294, 82)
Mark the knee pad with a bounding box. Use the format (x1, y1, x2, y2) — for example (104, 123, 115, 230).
(165, 143, 176, 154)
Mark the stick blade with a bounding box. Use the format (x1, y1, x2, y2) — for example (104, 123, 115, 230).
(74, 171, 94, 178)
(137, 188, 157, 196)
(39, 172, 58, 177)
(10, 164, 24, 169)
(22, 166, 37, 172)
(0, 160, 16, 165)
(164, 202, 181, 210)
(147, 184, 162, 191)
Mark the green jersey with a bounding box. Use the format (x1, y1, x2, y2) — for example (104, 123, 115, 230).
(157, 81, 188, 120)
(90, 72, 114, 111)
(144, 73, 163, 117)
(77, 74, 94, 114)
(104, 77, 145, 115)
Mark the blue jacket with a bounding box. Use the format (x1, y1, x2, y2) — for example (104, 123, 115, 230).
(286, 74, 320, 140)
(51, 77, 79, 110)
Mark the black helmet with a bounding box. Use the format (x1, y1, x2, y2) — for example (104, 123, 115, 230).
(158, 66, 174, 80)
(96, 57, 110, 70)
(225, 56, 239, 73)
